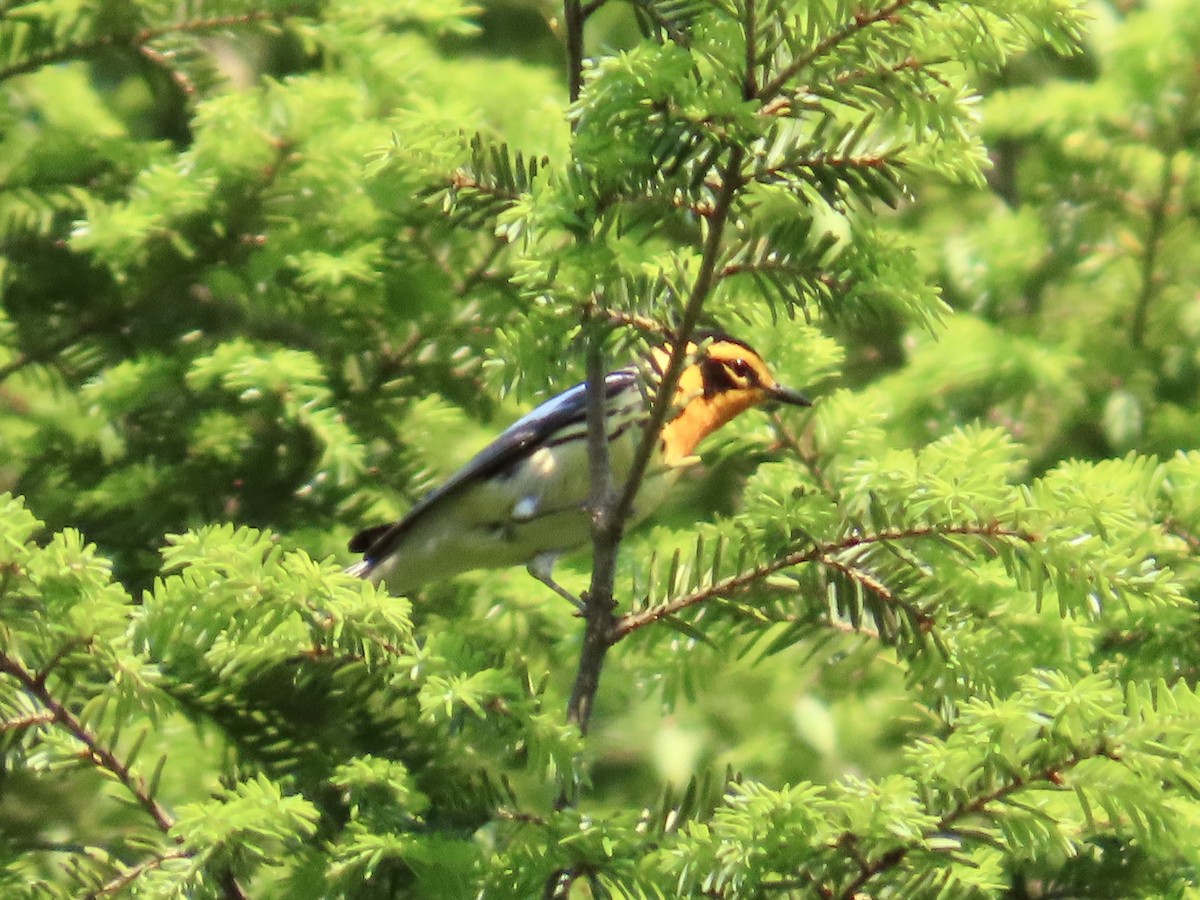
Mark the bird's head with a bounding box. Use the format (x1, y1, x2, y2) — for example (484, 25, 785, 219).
(653, 332, 810, 463)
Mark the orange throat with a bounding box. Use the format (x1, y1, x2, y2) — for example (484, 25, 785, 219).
(659, 391, 760, 465)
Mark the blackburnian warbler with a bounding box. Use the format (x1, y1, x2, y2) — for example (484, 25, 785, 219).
(347, 334, 810, 598)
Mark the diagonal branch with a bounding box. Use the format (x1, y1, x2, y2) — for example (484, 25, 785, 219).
(830, 742, 1115, 900)
(88, 850, 191, 899)
(0, 651, 176, 834)
(819, 552, 935, 635)
(757, 0, 920, 102)
(612, 523, 1031, 641)
(0, 651, 249, 900)
(611, 149, 748, 532)
(0, 9, 303, 84)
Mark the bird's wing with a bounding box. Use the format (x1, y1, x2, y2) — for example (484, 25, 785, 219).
(351, 368, 640, 562)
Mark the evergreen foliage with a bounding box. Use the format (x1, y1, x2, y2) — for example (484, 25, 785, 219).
(2, 0, 1199, 896)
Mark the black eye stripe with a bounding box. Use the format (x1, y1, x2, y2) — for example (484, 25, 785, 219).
(699, 357, 761, 396)
(700, 357, 735, 397)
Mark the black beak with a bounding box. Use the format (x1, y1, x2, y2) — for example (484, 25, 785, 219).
(765, 384, 812, 407)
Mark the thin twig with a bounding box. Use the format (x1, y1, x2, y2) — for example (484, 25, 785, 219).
(1130, 59, 1197, 347)
(0, 651, 249, 900)
(87, 850, 190, 899)
(0, 9, 299, 84)
(712, 596, 883, 642)
(612, 523, 1030, 641)
(1164, 517, 1200, 552)
(0, 710, 56, 732)
(819, 552, 934, 633)
(582, 302, 676, 340)
(610, 149, 747, 534)
(566, 323, 620, 734)
(757, 0, 918, 102)
(1130, 150, 1175, 349)
(830, 744, 1111, 900)
(741, 0, 758, 100)
(0, 652, 175, 833)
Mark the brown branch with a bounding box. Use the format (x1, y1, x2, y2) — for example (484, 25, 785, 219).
(613, 523, 1030, 641)
(819, 552, 935, 634)
(0, 652, 176, 833)
(0, 9, 300, 84)
(769, 413, 841, 504)
(0, 710, 56, 733)
(757, 0, 920, 102)
(611, 150, 747, 533)
(716, 257, 828, 292)
(831, 54, 945, 89)
(564, 0, 585, 103)
(456, 237, 508, 297)
(87, 850, 190, 899)
(582, 303, 676, 340)
(0, 651, 249, 900)
(713, 596, 883, 642)
(830, 744, 1112, 900)
(0, 652, 175, 835)
(566, 325, 620, 735)
(565, 150, 748, 733)
(1164, 517, 1200, 552)
(741, 0, 758, 100)
(755, 148, 902, 184)
(1130, 150, 1175, 349)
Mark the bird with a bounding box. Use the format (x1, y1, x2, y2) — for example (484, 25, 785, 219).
(346, 333, 810, 601)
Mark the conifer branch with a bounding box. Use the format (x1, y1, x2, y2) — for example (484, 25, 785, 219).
(567, 149, 747, 732)
(1164, 517, 1200, 552)
(818, 552, 935, 634)
(0, 651, 175, 833)
(830, 54, 943, 89)
(0, 10, 302, 84)
(757, 0, 920, 102)
(713, 596, 883, 642)
(0, 710, 55, 732)
(755, 148, 903, 183)
(0, 651, 249, 900)
(1131, 59, 1196, 347)
(88, 850, 191, 898)
(741, 0, 758, 99)
(611, 149, 747, 533)
(626, 0, 691, 47)
(582, 303, 676, 339)
(830, 742, 1116, 899)
(612, 523, 1031, 640)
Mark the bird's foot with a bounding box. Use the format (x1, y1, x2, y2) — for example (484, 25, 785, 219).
(526, 554, 584, 612)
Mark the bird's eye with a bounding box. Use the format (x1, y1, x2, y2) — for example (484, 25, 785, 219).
(727, 359, 756, 383)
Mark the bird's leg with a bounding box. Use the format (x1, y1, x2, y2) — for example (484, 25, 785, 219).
(526, 553, 584, 613)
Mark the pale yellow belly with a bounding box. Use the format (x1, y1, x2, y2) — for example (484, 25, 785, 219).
(369, 429, 682, 594)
